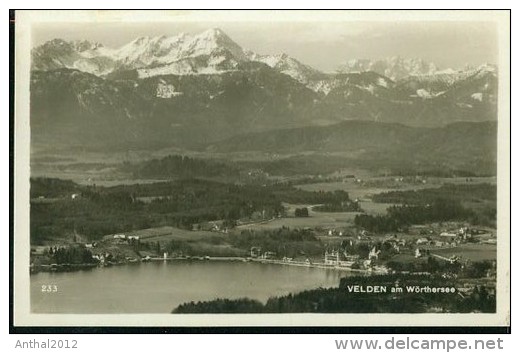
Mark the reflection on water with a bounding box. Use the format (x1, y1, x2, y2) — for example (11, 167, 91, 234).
(31, 261, 347, 313)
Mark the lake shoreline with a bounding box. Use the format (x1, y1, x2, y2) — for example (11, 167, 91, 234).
(30, 255, 383, 275)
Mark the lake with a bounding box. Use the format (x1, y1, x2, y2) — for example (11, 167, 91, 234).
(30, 261, 346, 313)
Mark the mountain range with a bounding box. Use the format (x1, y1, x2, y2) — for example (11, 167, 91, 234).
(338, 57, 439, 81)
(30, 28, 498, 152)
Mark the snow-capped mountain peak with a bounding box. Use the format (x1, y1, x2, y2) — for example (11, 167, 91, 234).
(246, 51, 323, 84)
(71, 39, 104, 52)
(31, 30, 496, 98)
(32, 28, 326, 82)
(338, 57, 439, 81)
(180, 27, 247, 61)
(32, 28, 249, 76)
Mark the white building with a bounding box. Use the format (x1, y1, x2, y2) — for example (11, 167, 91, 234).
(369, 246, 381, 260)
(324, 250, 340, 265)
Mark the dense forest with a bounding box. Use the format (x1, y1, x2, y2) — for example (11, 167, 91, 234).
(354, 199, 491, 233)
(372, 183, 496, 205)
(173, 298, 265, 313)
(120, 155, 240, 180)
(120, 153, 494, 180)
(314, 200, 362, 212)
(47, 245, 98, 265)
(30, 178, 353, 244)
(366, 183, 497, 229)
(30, 178, 82, 199)
(229, 227, 322, 258)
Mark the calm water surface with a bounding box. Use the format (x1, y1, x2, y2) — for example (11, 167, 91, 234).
(31, 261, 347, 313)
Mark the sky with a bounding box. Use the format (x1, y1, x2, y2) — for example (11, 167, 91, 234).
(32, 21, 498, 72)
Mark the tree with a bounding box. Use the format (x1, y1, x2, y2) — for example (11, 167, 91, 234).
(295, 207, 309, 217)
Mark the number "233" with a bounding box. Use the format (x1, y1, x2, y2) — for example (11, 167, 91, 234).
(41, 285, 58, 293)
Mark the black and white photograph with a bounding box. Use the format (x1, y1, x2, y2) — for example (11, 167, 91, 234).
(12, 10, 510, 328)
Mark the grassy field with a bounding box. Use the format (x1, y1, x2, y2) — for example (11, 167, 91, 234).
(295, 176, 496, 217)
(236, 215, 355, 231)
(295, 180, 412, 216)
(430, 243, 497, 261)
(102, 226, 247, 257)
(235, 203, 359, 231)
(105, 226, 220, 243)
(294, 184, 395, 216)
(295, 177, 496, 195)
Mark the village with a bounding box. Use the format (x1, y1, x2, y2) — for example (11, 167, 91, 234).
(28, 173, 498, 313)
(30, 216, 497, 282)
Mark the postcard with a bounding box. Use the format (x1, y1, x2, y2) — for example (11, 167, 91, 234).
(12, 9, 510, 329)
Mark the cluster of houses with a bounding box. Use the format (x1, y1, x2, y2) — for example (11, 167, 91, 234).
(323, 249, 359, 267)
(352, 176, 428, 187)
(195, 221, 230, 233)
(249, 247, 276, 260)
(111, 233, 140, 244)
(92, 252, 114, 265)
(327, 229, 344, 236)
(415, 227, 480, 248)
(382, 236, 407, 251)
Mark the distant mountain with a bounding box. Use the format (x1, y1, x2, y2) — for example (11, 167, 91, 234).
(33, 28, 327, 82)
(32, 29, 249, 77)
(30, 29, 498, 152)
(207, 120, 494, 152)
(32, 28, 334, 92)
(245, 51, 327, 85)
(338, 57, 439, 81)
(311, 66, 497, 126)
(30, 64, 319, 149)
(395, 64, 496, 95)
(32, 39, 116, 76)
(207, 120, 497, 175)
